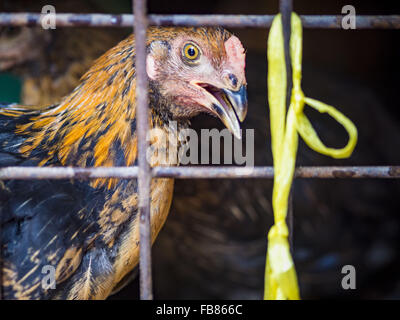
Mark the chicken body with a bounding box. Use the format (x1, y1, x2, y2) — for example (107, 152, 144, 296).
(0, 27, 247, 299)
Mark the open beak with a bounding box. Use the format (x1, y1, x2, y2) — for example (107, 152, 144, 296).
(194, 83, 248, 139)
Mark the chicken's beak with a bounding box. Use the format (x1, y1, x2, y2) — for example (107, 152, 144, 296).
(221, 85, 248, 122)
(195, 83, 248, 139)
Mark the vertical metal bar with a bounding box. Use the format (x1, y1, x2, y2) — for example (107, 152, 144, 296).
(280, 0, 293, 104)
(133, 0, 153, 300)
(280, 0, 294, 247)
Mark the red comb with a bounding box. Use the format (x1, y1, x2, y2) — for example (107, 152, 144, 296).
(225, 35, 246, 75)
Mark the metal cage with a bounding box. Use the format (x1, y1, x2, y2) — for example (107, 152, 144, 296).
(0, 0, 399, 300)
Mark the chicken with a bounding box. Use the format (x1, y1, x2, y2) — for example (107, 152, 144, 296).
(0, 26, 247, 299)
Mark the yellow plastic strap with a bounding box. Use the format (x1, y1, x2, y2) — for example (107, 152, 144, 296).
(264, 13, 358, 300)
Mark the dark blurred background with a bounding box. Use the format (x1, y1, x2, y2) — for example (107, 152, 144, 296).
(1, 0, 400, 299)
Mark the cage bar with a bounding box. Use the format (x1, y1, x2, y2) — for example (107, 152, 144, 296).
(0, 13, 400, 29)
(279, 0, 294, 248)
(0, 166, 398, 180)
(133, 0, 153, 300)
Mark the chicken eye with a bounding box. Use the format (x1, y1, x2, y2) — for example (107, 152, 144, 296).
(183, 43, 200, 62)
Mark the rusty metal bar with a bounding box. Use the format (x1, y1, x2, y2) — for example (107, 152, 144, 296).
(0, 13, 400, 29)
(0, 166, 399, 179)
(133, 0, 153, 300)
(280, 0, 294, 248)
(280, 0, 293, 106)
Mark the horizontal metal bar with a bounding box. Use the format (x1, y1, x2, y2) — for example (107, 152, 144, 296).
(0, 166, 399, 180)
(0, 13, 399, 29)
(294, 166, 400, 179)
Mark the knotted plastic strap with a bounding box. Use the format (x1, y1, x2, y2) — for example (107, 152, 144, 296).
(264, 13, 358, 300)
